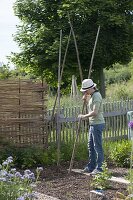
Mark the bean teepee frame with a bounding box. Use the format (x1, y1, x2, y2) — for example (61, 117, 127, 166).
(52, 14, 101, 168)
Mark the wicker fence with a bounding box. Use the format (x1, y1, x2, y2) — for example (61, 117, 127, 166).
(47, 99, 133, 143)
(0, 79, 48, 148)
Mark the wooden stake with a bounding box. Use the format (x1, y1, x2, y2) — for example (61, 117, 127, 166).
(68, 13, 83, 82)
(88, 25, 100, 78)
(51, 29, 72, 120)
(57, 30, 62, 166)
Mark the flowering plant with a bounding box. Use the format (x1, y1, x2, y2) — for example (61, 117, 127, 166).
(128, 121, 133, 129)
(0, 156, 43, 200)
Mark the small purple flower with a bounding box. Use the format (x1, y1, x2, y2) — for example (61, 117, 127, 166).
(128, 121, 133, 129)
(2, 161, 8, 166)
(15, 172, 22, 178)
(7, 156, 13, 163)
(17, 196, 25, 200)
(7, 173, 14, 178)
(23, 172, 35, 181)
(25, 192, 38, 199)
(0, 170, 8, 176)
(23, 174, 30, 179)
(29, 172, 35, 180)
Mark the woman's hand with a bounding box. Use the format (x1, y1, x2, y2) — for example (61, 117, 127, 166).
(82, 94, 87, 101)
(78, 114, 86, 120)
(82, 93, 90, 103)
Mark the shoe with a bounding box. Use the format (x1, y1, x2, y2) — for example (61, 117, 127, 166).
(82, 167, 93, 173)
(91, 169, 102, 175)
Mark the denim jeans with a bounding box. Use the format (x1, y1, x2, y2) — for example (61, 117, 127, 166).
(87, 123, 105, 172)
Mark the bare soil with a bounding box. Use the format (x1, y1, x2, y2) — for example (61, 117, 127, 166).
(36, 161, 130, 200)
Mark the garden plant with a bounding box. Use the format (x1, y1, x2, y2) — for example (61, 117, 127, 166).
(0, 156, 43, 200)
(91, 162, 112, 190)
(113, 120, 133, 200)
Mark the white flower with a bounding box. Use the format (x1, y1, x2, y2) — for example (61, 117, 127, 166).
(37, 167, 43, 171)
(0, 177, 6, 181)
(10, 168, 16, 173)
(24, 169, 32, 174)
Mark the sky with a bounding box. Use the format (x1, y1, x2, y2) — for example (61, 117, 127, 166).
(0, 0, 20, 65)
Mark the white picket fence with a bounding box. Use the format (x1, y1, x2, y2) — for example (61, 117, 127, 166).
(47, 99, 133, 143)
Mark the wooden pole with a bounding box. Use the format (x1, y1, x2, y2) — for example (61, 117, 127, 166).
(71, 75, 79, 98)
(68, 25, 101, 173)
(52, 14, 84, 118)
(57, 30, 62, 166)
(88, 25, 100, 78)
(51, 29, 72, 120)
(68, 13, 83, 82)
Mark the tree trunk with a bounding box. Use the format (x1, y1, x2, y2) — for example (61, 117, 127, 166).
(99, 67, 106, 98)
(93, 67, 106, 98)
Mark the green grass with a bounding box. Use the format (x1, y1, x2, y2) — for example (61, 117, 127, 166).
(104, 59, 133, 100)
(47, 94, 83, 109)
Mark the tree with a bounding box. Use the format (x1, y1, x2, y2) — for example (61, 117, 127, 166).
(0, 65, 11, 79)
(10, 0, 133, 96)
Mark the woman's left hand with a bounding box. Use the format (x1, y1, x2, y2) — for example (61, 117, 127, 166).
(78, 114, 85, 120)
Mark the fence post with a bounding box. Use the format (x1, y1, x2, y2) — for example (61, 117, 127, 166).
(127, 111, 133, 139)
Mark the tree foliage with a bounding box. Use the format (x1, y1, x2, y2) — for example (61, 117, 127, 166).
(11, 0, 133, 88)
(0, 65, 11, 79)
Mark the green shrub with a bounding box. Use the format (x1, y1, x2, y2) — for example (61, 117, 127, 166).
(106, 71, 132, 85)
(75, 142, 88, 161)
(60, 141, 88, 162)
(109, 140, 131, 167)
(0, 139, 131, 169)
(105, 64, 132, 85)
(60, 142, 73, 161)
(0, 142, 88, 168)
(0, 145, 57, 168)
(117, 71, 131, 82)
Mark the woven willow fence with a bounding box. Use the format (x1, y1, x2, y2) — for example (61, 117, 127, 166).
(0, 79, 47, 148)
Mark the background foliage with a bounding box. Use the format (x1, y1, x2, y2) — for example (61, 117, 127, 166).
(9, 0, 133, 92)
(105, 59, 133, 100)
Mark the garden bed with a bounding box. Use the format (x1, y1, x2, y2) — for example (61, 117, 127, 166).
(36, 161, 129, 200)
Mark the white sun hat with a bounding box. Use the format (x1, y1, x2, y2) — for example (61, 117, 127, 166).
(80, 79, 97, 92)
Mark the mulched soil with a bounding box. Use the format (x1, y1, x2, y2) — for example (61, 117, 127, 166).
(36, 161, 129, 200)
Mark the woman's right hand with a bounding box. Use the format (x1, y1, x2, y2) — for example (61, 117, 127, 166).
(82, 94, 88, 101)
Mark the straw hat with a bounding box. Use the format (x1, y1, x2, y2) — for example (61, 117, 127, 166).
(80, 79, 97, 92)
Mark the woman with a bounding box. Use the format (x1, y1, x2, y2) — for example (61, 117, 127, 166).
(78, 78, 105, 175)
